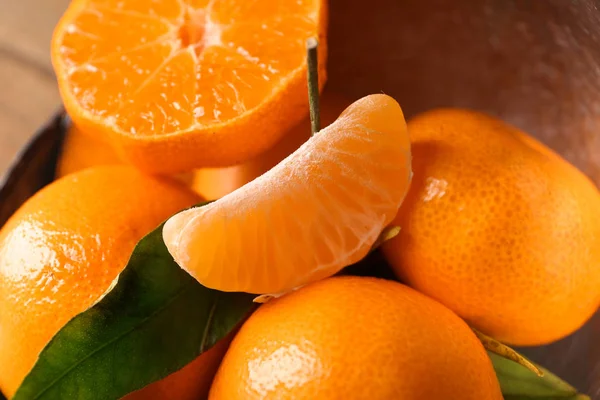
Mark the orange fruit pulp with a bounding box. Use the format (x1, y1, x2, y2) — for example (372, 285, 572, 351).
(0, 166, 223, 399)
(209, 276, 503, 400)
(383, 108, 600, 346)
(51, 0, 328, 173)
(163, 94, 413, 294)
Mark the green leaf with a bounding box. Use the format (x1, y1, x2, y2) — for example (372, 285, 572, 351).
(489, 352, 590, 400)
(14, 219, 256, 400)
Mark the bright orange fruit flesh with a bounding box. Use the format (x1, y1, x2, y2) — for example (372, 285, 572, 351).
(52, 0, 328, 173)
(209, 276, 503, 400)
(163, 94, 412, 294)
(383, 108, 600, 346)
(0, 166, 223, 398)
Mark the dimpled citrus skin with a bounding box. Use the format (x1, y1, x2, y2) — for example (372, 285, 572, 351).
(209, 276, 502, 400)
(0, 166, 222, 398)
(383, 108, 600, 346)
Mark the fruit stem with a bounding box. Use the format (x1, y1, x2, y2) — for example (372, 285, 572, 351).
(473, 328, 544, 377)
(306, 37, 320, 136)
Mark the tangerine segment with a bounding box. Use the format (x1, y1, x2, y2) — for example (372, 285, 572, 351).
(163, 94, 412, 294)
(52, 0, 328, 173)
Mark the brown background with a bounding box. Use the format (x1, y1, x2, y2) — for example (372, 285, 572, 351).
(0, 0, 69, 177)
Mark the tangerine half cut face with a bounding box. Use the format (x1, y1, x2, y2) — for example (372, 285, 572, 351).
(52, 0, 328, 173)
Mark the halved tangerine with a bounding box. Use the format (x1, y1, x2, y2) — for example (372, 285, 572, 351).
(52, 0, 328, 173)
(163, 94, 412, 294)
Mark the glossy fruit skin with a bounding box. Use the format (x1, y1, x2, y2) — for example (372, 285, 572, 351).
(0, 166, 222, 398)
(383, 108, 600, 346)
(209, 276, 503, 400)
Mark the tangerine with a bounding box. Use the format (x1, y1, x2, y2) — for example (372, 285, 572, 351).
(209, 276, 503, 399)
(383, 108, 600, 346)
(0, 166, 222, 399)
(163, 94, 412, 294)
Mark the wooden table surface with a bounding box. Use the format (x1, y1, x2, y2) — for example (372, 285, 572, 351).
(0, 0, 70, 178)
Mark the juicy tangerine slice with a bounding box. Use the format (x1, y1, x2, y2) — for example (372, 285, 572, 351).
(52, 0, 328, 173)
(163, 94, 412, 294)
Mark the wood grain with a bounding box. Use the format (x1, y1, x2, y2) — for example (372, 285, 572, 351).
(0, 0, 69, 176)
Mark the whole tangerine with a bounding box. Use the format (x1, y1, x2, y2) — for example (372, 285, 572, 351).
(383, 108, 600, 346)
(209, 276, 502, 400)
(0, 166, 222, 399)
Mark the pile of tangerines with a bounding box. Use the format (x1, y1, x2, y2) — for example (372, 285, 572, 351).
(1, 0, 599, 399)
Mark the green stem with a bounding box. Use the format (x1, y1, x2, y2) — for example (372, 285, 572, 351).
(306, 37, 320, 136)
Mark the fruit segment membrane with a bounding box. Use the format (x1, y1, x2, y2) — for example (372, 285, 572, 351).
(163, 94, 412, 294)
